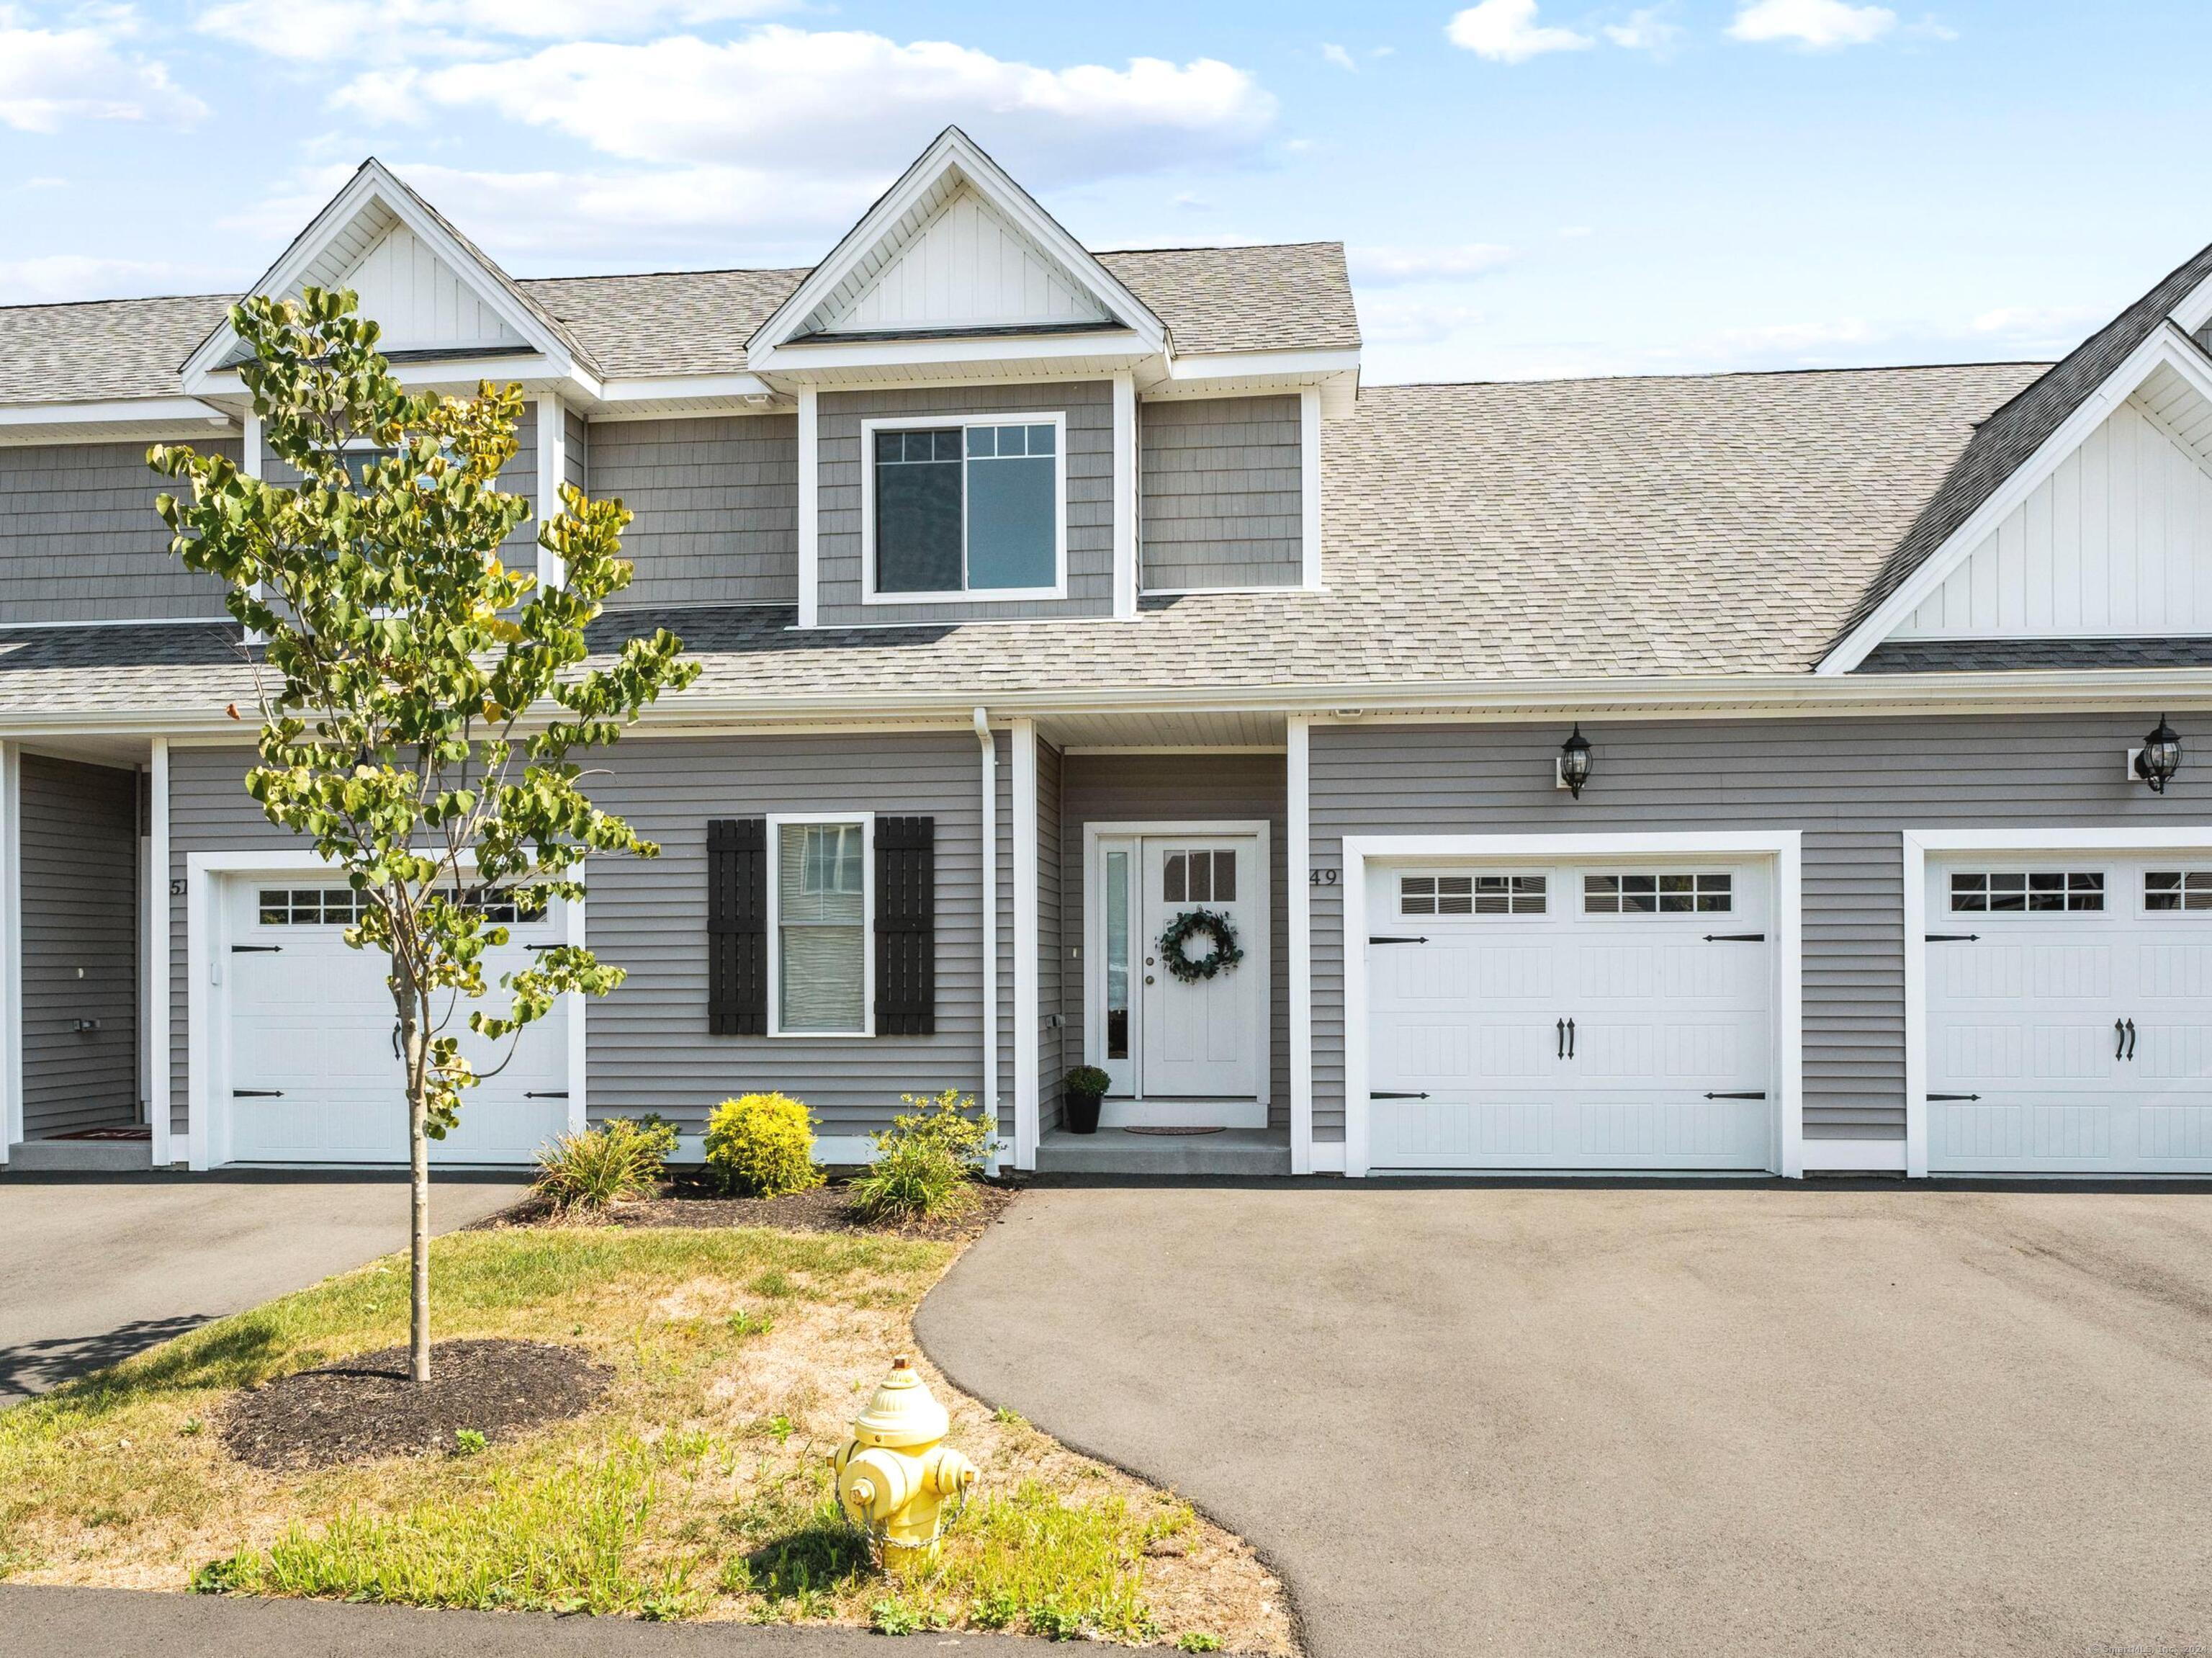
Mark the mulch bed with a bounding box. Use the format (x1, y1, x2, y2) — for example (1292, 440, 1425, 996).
(220, 1338, 611, 1471)
(488, 1175, 1018, 1242)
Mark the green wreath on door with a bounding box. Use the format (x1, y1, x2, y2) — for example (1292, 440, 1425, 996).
(1157, 908, 1245, 982)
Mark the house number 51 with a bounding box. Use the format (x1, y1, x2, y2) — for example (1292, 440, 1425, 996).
(1308, 869, 1339, 887)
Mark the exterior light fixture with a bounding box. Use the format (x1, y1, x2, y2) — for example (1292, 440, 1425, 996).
(2133, 715, 2182, 794)
(1555, 724, 1593, 798)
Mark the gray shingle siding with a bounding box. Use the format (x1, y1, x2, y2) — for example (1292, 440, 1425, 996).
(20, 754, 139, 1139)
(1140, 395, 1302, 591)
(1306, 714, 2212, 1145)
(593, 415, 797, 609)
(817, 382, 1114, 625)
(1057, 752, 1289, 1126)
(1, 441, 238, 624)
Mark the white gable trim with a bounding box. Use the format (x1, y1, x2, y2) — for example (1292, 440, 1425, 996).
(748, 128, 1165, 369)
(2170, 267, 2212, 338)
(1818, 323, 2212, 675)
(179, 160, 573, 393)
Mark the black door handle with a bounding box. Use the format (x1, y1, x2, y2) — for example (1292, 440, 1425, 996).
(1557, 1018, 1565, 1059)
(2117, 1018, 2127, 1061)
(2127, 1018, 2138, 1061)
(1567, 1018, 1576, 1059)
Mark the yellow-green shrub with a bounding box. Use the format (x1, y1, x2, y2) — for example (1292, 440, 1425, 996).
(703, 1093, 823, 1197)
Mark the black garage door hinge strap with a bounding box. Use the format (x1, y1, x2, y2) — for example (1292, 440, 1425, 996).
(525, 1090, 570, 1099)
(1925, 933, 1980, 943)
(1704, 933, 1766, 942)
(230, 944, 282, 954)
(1705, 1090, 1767, 1100)
(231, 1088, 283, 1098)
(1368, 935, 1429, 945)
(1370, 1090, 1431, 1100)
(1927, 1093, 1982, 1101)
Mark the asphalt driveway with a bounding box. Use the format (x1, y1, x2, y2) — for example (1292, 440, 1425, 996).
(0, 1175, 526, 1404)
(917, 1182, 2212, 1658)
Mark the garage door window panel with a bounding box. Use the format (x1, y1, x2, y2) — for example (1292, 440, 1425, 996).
(1583, 872, 1732, 914)
(2145, 871, 2212, 912)
(1402, 874, 1546, 915)
(1950, 871, 2105, 913)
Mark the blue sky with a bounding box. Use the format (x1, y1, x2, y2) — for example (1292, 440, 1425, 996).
(4, 1, 2211, 383)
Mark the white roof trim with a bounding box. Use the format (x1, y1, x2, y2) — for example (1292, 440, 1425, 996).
(747, 127, 1166, 369)
(2170, 266, 2212, 336)
(1817, 321, 2212, 676)
(0, 397, 233, 429)
(178, 159, 573, 393)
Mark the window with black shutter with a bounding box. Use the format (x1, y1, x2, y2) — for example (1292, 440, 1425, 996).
(875, 816, 935, 1035)
(707, 817, 766, 1035)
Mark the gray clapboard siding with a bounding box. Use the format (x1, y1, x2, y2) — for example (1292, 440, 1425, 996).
(592, 415, 797, 608)
(817, 382, 1114, 625)
(21, 755, 139, 1137)
(1139, 395, 1303, 591)
(1056, 753, 1290, 1126)
(1306, 715, 2212, 1144)
(0, 441, 240, 624)
(565, 408, 588, 497)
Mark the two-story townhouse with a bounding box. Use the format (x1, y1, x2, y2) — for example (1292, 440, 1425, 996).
(6, 127, 2212, 1184)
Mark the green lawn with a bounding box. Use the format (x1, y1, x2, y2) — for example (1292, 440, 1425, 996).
(0, 1224, 1289, 1650)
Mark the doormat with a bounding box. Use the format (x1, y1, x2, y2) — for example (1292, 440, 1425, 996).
(1124, 1126, 1226, 1137)
(48, 1126, 151, 1142)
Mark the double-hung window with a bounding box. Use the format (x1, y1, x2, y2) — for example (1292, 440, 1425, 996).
(866, 416, 1064, 600)
(773, 818, 871, 1035)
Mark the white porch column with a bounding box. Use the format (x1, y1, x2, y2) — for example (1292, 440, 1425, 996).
(1012, 720, 1040, 1165)
(148, 738, 171, 1167)
(797, 385, 820, 629)
(974, 709, 1001, 1158)
(1287, 717, 1313, 1173)
(1112, 374, 1138, 619)
(0, 740, 18, 1159)
(535, 393, 567, 592)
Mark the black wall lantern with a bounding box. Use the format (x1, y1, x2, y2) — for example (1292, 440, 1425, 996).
(1556, 724, 1593, 798)
(2134, 715, 2182, 794)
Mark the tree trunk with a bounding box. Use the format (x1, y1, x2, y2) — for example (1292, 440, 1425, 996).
(401, 998, 431, 1384)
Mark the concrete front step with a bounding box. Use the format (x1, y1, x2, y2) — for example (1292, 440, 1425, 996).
(6, 1139, 155, 1173)
(1034, 1126, 1292, 1178)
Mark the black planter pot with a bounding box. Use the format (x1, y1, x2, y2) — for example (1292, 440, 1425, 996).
(1064, 1092, 1103, 1135)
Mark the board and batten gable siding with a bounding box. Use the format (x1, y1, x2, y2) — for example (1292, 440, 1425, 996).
(1138, 395, 1303, 591)
(816, 382, 1114, 625)
(0, 440, 240, 624)
(1305, 716, 2212, 1146)
(19, 755, 140, 1139)
(1895, 394, 2212, 639)
(1056, 752, 1290, 1126)
(592, 415, 797, 609)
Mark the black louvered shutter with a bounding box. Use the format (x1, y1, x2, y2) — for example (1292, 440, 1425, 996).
(707, 817, 767, 1035)
(875, 816, 935, 1036)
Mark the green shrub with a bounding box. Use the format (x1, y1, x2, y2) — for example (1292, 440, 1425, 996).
(613, 1113, 679, 1160)
(848, 1090, 997, 1223)
(1064, 1065, 1111, 1098)
(703, 1093, 823, 1198)
(534, 1118, 669, 1214)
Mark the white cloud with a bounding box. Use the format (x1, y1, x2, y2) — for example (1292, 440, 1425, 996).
(1351, 243, 1516, 284)
(194, 0, 793, 63)
(0, 253, 235, 304)
(1604, 7, 1684, 53)
(1359, 297, 1493, 349)
(347, 28, 1277, 187)
(1446, 0, 1593, 63)
(1321, 42, 1357, 71)
(0, 11, 206, 132)
(1728, 0, 1897, 49)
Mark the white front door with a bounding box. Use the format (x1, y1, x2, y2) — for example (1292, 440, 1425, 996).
(1925, 856, 2212, 1172)
(1089, 831, 1266, 1109)
(220, 876, 570, 1165)
(1364, 859, 1775, 1170)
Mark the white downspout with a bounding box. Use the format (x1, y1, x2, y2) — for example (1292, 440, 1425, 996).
(148, 738, 171, 1168)
(974, 708, 1000, 1162)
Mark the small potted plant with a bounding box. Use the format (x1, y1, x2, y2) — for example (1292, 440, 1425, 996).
(1063, 1066, 1111, 1136)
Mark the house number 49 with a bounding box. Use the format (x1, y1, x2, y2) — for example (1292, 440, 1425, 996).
(1308, 868, 1339, 887)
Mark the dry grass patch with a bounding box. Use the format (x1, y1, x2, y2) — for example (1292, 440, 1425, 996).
(0, 1222, 1292, 1652)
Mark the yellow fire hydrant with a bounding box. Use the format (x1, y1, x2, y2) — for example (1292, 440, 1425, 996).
(835, 1356, 977, 1577)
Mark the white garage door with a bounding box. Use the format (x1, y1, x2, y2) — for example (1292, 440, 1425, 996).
(1364, 859, 1775, 1170)
(222, 877, 570, 1165)
(1925, 855, 2212, 1173)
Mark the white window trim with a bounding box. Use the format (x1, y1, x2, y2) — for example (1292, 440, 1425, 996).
(765, 811, 876, 1039)
(859, 411, 1069, 606)
(1340, 831, 1804, 1180)
(184, 848, 583, 1172)
(1900, 824, 2212, 1179)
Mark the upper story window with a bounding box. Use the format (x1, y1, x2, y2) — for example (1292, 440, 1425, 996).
(866, 415, 1064, 601)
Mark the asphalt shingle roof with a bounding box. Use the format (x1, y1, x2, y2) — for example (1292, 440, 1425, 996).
(0, 362, 2053, 720)
(0, 245, 1357, 405)
(1858, 637, 2212, 673)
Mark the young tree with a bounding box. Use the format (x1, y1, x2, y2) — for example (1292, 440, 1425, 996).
(151, 287, 698, 1381)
